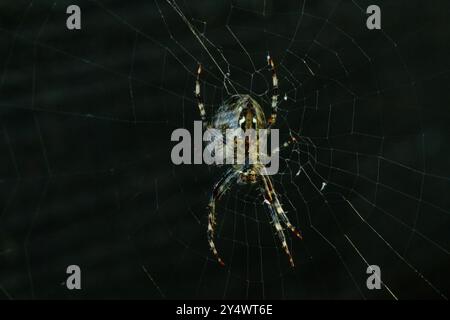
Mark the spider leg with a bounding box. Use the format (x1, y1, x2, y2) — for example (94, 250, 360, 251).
(195, 63, 208, 127)
(260, 174, 302, 267)
(207, 168, 239, 266)
(270, 133, 299, 156)
(260, 178, 294, 267)
(262, 174, 303, 239)
(267, 55, 279, 127)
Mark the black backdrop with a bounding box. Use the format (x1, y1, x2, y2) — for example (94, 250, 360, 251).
(0, 0, 449, 299)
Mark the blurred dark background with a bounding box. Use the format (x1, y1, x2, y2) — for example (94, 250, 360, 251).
(0, 0, 449, 299)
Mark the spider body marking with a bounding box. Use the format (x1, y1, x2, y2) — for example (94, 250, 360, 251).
(211, 94, 265, 184)
(195, 58, 302, 267)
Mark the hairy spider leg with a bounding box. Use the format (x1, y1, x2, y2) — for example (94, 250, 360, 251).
(207, 168, 240, 266)
(260, 173, 302, 267)
(195, 63, 208, 127)
(270, 133, 299, 156)
(267, 56, 279, 127)
(262, 173, 303, 240)
(260, 176, 294, 267)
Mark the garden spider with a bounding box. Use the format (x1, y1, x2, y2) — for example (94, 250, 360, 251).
(195, 56, 302, 267)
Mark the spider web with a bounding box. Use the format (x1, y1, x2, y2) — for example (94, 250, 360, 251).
(0, 0, 449, 299)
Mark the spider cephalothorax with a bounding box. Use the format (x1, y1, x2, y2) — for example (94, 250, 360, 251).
(195, 57, 302, 267)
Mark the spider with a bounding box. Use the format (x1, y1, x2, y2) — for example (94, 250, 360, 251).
(195, 56, 303, 267)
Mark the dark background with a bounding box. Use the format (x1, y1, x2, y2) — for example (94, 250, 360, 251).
(0, 0, 449, 299)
